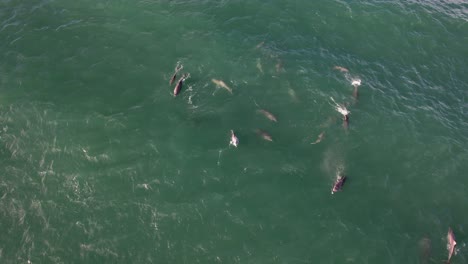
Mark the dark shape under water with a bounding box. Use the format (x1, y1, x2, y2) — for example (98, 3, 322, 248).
(418, 236, 431, 264)
(256, 129, 273, 142)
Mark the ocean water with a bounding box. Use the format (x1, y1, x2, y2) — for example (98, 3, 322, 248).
(0, 0, 467, 263)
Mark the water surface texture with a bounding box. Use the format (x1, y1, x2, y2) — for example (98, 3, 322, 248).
(0, 0, 467, 263)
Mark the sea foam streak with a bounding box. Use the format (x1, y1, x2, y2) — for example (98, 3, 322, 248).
(330, 97, 350, 116)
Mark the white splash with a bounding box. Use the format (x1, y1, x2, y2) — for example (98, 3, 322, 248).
(229, 130, 239, 147)
(330, 97, 350, 116)
(351, 78, 361, 87)
(336, 105, 350, 116)
(136, 183, 152, 190)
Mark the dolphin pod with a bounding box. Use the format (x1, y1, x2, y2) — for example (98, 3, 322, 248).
(166, 62, 461, 262)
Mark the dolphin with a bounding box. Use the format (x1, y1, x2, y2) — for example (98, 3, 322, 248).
(353, 85, 359, 100)
(256, 58, 263, 73)
(343, 113, 349, 129)
(256, 129, 273, 142)
(287, 86, 299, 102)
(447, 227, 457, 263)
(212, 79, 233, 94)
(275, 59, 283, 73)
(255, 41, 265, 49)
(173, 73, 190, 96)
(331, 174, 347, 194)
(229, 130, 239, 147)
(418, 236, 431, 264)
(311, 132, 325, 145)
(257, 109, 277, 122)
(333, 66, 349, 73)
(169, 64, 183, 85)
(252, 99, 277, 122)
(351, 79, 361, 101)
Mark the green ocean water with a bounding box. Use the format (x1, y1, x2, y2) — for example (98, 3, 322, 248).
(0, 0, 467, 263)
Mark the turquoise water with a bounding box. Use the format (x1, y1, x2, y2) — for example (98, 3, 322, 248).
(0, 0, 467, 263)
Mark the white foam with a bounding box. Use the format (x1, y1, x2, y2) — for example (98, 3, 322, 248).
(351, 79, 361, 87)
(330, 97, 350, 116)
(336, 105, 350, 116)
